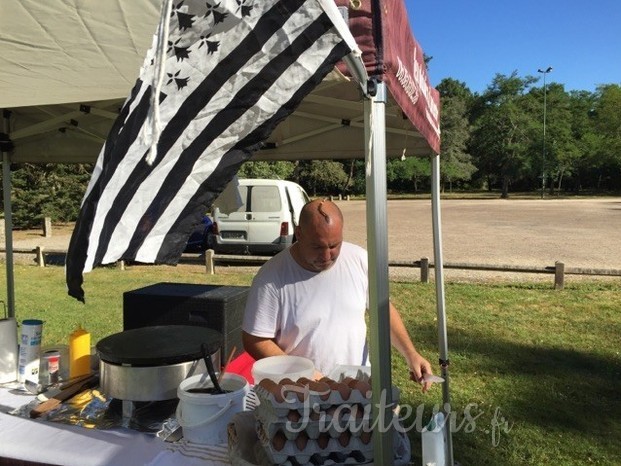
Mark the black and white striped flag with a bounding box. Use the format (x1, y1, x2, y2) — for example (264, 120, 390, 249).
(66, 0, 356, 301)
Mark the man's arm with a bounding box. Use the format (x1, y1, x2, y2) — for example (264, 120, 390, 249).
(388, 302, 434, 392)
(242, 331, 286, 360)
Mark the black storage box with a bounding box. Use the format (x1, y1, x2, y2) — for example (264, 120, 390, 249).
(123, 282, 249, 362)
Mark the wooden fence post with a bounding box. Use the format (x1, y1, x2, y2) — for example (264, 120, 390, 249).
(43, 217, 52, 238)
(36, 246, 45, 267)
(205, 249, 215, 275)
(420, 257, 429, 283)
(555, 261, 565, 290)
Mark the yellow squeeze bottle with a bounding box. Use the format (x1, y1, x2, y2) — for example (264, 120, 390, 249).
(69, 326, 91, 378)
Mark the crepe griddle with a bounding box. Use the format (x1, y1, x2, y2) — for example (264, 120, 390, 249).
(97, 325, 223, 366)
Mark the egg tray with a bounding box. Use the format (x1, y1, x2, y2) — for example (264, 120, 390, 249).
(253, 382, 399, 416)
(255, 421, 373, 466)
(253, 442, 372, 466)
(253, 383, 398, 418)
(255, 404, 372, 441)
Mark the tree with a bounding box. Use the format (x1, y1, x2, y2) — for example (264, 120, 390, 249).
(386, 156, 431, 192)
(437, 88, 476, 191)
(469, 72, 538, 197)
(586, 84, 621, 190)
(592, 85, 621, 163)
(8, 163, 92, 228)
(296, 160, 349, 196)
(237, 160, 295, 180)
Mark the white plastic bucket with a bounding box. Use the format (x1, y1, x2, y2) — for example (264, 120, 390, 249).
(251, 355, 315, 383)
(177, 373, 249, 445)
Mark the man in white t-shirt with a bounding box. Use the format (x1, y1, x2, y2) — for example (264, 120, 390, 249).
(242, 199, 434, 391)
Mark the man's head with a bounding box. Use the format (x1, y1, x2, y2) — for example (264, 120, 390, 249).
(291, 199, 344, 272)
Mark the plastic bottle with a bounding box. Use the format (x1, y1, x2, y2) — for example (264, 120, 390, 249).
(17, 319, 43, 384)
(69, 326, 91, 378)
(421, 412, 447, 466)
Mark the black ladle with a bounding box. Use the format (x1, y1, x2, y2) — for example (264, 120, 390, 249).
(200, 342, 224, 394)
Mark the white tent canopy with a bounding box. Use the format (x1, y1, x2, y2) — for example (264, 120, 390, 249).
(1, 1, 451, 464)
(1, 1, 439, 163)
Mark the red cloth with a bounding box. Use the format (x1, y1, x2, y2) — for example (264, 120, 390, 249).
(223, 351, 255, 384)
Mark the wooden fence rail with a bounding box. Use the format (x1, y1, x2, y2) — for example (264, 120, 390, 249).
(2, 248, 620, 290)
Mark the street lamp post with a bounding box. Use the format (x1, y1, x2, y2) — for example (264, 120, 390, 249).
(537, 66, 552, 199)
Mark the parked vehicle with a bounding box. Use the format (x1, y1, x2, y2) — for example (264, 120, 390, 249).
(183, 215, 214, 253)
(210, 178, 310, 255)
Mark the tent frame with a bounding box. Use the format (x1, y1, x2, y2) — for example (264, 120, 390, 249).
(364, 80, 453, 465)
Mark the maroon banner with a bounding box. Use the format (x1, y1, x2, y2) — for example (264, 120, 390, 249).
(335, 0, 441, 154)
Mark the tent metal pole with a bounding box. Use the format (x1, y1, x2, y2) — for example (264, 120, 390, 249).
(364, 81, 394, 466)
(431, 152, 454, 465)
(2, 109, 16, 318)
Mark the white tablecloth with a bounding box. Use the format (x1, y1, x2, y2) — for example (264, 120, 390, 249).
(0, 385, 232, 466)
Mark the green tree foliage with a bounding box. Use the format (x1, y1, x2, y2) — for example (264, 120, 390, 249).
(386, 156, 431, 192)
(296, 160, 349, 196)
(592, 84, 621, 163)
(237, 160, 295, 180)
(438, 90, 476, 191)
(7, 163, 92, 228)
(469, 72, 539, 197)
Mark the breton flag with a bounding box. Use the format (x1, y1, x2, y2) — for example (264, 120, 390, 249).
(66, 0, 357, 301)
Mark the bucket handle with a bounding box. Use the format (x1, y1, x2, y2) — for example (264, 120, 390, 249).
(176, 398, 235, 429)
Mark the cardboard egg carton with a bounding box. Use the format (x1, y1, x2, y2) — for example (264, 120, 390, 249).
(253, 379, 399, 417)
(253, 380, 373, 417)
(255, 403, 372, 440)
(256, 421, 373, 466)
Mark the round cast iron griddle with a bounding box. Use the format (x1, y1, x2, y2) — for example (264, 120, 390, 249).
(96, 325, 223, 366)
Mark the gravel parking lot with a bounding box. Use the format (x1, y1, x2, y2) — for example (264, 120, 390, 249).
(335, 197, 621, 283)
(6, 198, 621, 283)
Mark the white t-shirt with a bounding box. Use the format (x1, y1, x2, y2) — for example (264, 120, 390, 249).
(242, 242, 369, 376)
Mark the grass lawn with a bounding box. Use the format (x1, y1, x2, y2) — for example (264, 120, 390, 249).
(2, 263, 620, 465)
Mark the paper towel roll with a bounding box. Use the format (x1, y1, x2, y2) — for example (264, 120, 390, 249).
(0, 318, 19, 383)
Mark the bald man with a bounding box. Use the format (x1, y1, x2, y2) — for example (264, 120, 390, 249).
(242, 199, 434, 391)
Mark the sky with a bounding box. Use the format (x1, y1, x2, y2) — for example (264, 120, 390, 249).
(405, 0, 621, 94)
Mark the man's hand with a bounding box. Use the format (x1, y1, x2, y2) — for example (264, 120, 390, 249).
(406, 350, 434, 393)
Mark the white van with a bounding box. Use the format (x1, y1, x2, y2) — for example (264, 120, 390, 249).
(210, 178, 310, 255)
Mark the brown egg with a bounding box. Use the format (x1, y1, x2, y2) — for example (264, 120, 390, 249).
(316, 432, 330, 449)
(292, 381, 309, 402)
(352, 379, 372, 398)
(299, 377, 331, 401)
(295, 431, 309, 451)
(272, 431, 287, 451)
(279, 378, 303, 402)
(258, 378, 284, 403)
(327, 381, 351, 401)
(360, 429, 372, 444)
(341, 376, 357, 386)
(287, 409, 301, 423)
(350, 403, 364, 419)
(338, 430, 352, 447)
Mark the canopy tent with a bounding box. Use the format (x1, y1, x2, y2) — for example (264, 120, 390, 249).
(0, 1, 451, 464)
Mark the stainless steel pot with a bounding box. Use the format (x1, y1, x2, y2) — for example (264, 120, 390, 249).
(96, 325, 223, 402)
(99, 351, 220, 401)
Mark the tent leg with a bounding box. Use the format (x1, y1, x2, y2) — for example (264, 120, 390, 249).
(2, 110, 16, 318)
(431, 153, 454, 465)
(364, 81, 394, 466)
